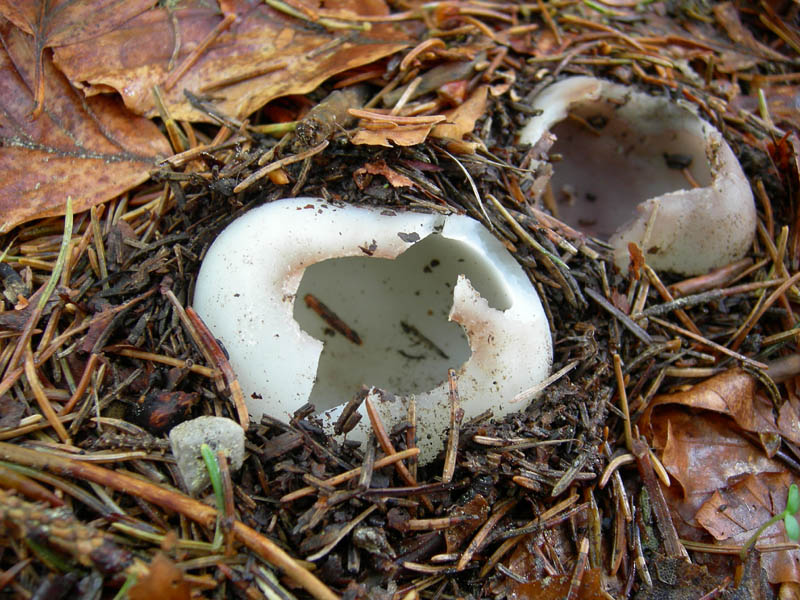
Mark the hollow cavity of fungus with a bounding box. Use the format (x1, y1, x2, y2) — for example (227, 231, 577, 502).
(193, 198, 552, 461)
(519, 76, 756, 275)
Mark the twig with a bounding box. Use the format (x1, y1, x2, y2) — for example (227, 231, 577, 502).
(649, 317, 767, 370)
(364, 394, 418, 488)
(0, 442, 339, 600)
(106, 347, 219, 378)
(60, 352, 100, 416)
(186, 307, 249, 430)
(632, 438, 687, 559)
(233, 140, 329, 193)
(305, 505, 377, 561)
(512, 359, 579, 404)
(457, 498, 517, 570)
(644, 265, 701, 335)
(24, 347, 70, 444)
(164, 12, 236, 90)
(442, 369, 461, 484)
(584, 287, 652, 344)
(613, 354, 633, 452)
(280, 448, 420, 502)
(728, 271, 800, 351)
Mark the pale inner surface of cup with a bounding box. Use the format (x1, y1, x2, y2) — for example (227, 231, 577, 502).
(293, 233, 511, 413)
(547, 98, 713, 240)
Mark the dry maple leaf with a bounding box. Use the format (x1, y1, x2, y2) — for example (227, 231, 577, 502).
(0, 0, 155, 116)
(51, 0, 411, 122)
(0, 18, 171, 233)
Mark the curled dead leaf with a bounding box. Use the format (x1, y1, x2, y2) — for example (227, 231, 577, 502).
(0, 19, 170, 232)
(353, 159, 414, 189)
(641, 368, 780, 439)
(51, 0, 411, 122)
(129, 552, 190, 600)
(0, 0, 155, 115)
(431, 85, 488, 141)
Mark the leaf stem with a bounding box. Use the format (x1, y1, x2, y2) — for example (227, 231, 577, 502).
(739, 512, 785, 560)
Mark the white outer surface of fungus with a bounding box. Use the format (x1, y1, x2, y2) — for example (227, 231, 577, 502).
(193, 198, 553, 462)
(519, 76, 756, 276)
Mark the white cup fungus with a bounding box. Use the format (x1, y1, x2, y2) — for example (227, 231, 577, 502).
(519, 76, 757, 276)
(193, 198, 553, 461)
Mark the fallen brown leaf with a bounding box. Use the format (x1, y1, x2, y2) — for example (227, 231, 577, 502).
(646, 404, 798, 585)
(431, 84, 488, 141)
(443, 494, 489, 553)
(353, 159, 414, 189)
(652, 409, 783, 504)
(350, 111, 446, 147)
(0, 19, 170, 232)
(351, 123, 443, 147)
(778, 383, 800, 445)
(712, 2, 789, 62)
(641, 368, 780, 439)
(0, 0, 155, 115)
(696, 472, 800, 584)
(129, 552, 191, 600)
(498, 564, 607, 600)
(51, 0, 411, 122)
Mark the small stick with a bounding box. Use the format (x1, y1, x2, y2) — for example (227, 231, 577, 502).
(186, 307, 249, 430)
(599, 453, 635, 489)
(406, 398, 418, 483)
(357, 436, 376, 490)
(479, 493, 580, 578)
(234, 140, 329, 193)
(0, 442, 338, 600)
(728, 271, 800, 351)
(640, 278, 784, 319)
(24, 347, 70, 444)
(280, 448, 420, 502)
(60, 352, 100, 416)
(441, 369, 462, 484)
(648, 317, 768, 369)
(304, 294, 362, 345)
(107, 347, 219, 378)
(401, 321, 448, 359)
(565, 538, 589, 600)
(613, 354, 633, 453)
(164, 289, 225, 392)
(512, 359, 578, 403)
(631, 511, 653, 587)
(632, 438, 688, 559)
(584, 287, 652, 344)
(669, 258, 752, 297)
(164, 12, 236, 90)
(405, 515, 481, 531)
(399, 38, 446, 72)
(644, 265, 701, 335)
(457, 498, 517, 570)
(365, 396, 416, 487)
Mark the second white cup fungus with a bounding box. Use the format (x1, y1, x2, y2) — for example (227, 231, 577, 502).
(193, 198, 553, 462)
(519, 76, 757, 276)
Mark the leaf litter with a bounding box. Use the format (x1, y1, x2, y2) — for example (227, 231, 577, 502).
(0, 1, 799, 599)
